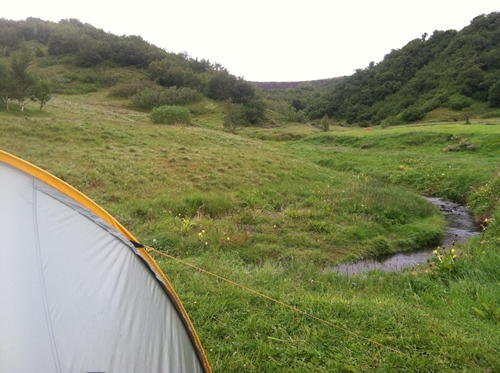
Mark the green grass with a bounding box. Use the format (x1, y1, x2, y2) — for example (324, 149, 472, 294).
(1, 71, 500, 371)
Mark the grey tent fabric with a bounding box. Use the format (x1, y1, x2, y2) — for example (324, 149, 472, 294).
(0, 158, 208, 373)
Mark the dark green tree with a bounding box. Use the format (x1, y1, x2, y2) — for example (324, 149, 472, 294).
(242, 97, 266, 124)
(34, 79, 52, 110)
(10, 45, 37, 111)
(206, 70, 236, 100)
(223, 102, 246, 133)
(488, 79, 500, 107)
(0, 61, 15, 110)
(231, 79, 256, 104)
(75, 35, 113, 67)
(47, 27, 81, 55)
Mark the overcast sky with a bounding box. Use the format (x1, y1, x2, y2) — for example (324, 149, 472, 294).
(3, 1, 499, 81)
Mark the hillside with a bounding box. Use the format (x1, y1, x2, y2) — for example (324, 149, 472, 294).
(306, 12, 500, 125)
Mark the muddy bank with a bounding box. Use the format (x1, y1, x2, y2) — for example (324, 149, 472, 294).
(332, 197, 481, 275)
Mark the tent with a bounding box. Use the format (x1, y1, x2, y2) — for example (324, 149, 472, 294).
(0, 150, 211, 373)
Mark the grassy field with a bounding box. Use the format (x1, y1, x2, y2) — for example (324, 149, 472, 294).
(1, 86, 500, 371)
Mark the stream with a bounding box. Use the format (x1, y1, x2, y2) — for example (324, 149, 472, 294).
(332, 197, 481, 275)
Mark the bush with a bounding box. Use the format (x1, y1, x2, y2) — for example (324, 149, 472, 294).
(109, 80, 155, 98)
(320, 114, 330, 132)
(402, 106, 425, 123)
(381, 115, 405, 127)
(149, 105, 191, 125)
(488, 79, 500, 107)
(80, 69, 120, 87)
(223, 103, 246, 133)
(481, 111, 500, 119)
(446, 93, 473, 110)
(131, 86, 201, 109)
(242, 97, 267, 124)
(267, 100, 306, 122)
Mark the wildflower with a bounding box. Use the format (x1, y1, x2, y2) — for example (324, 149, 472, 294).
(205, 242, 208, 246)
(451, 249, 455, 254)
(227, 237, 231, 241)
(432, 250, 438, 255)
(485, 218, 488, 223)
(273, 225, 277, 229)
(452, 255, 457, 259)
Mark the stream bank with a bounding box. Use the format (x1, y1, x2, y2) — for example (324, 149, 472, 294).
(332, 197, 481, 275)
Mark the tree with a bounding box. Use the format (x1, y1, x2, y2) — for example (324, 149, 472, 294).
(75, 35, 113, 67)
(47, 28, 81, 55)
(0, 61, 15, 110)
(242, 97, 266, 124)
(488, 79, 500, 108)
(223, 102, 246, 133)
(320, 114, 330, 132)
(206, 70, 236, 100)
(231, 79, 256, 104)
(10, 45, 37, 111)
(35, 79, 52, 110)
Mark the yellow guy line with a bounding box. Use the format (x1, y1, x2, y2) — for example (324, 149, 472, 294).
(147, 247, 404, 356)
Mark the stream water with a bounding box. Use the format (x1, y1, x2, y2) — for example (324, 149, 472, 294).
(332, 197, 481, 275)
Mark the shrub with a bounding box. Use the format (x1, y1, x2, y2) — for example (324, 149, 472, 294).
(131, 86, 201, 109)
(481, 110, 500, 119)
(80, 69, 120, 87)
(488, 79, 500, 107)
(242, 97, 267, 124)
(266, 100, 306, 122)
(320, 114, 330, 132)
(109, 80, 155, 98)
(149, 105, 191, 125)
(402, 106, 425, 123)
(223, 103, 246, 133)
(446, 93, 473, 110)
(381, 115, 404, 127)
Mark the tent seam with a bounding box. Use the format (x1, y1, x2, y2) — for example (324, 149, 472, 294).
(33, 178, 62, 373)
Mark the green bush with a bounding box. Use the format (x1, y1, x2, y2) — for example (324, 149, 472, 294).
(149, 105, 191, 125)
(223, 103, 246, 133)
(402, 106, 425, 123)
(131, 86, 201, 109)
(80, 69, 120, 87)
(446, 93, 473, 110)
(320, 114, 330, 132)
(481, 111, 500, 119)
(381, 115, 405, 127)
(108, 80, 155, 98)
